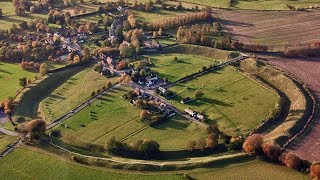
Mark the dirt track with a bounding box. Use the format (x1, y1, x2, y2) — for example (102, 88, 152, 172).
(268, 57, 320, 162)
(216, 10, 320, 50)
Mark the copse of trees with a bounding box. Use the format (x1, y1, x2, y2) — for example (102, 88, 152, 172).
(151, 8, 212, 30)
(242, 134, 263, 155)
(176, 23, 221, 46)
(22, 119, 46, 141)
(284, 41, 320, 57)
(105, 136, 160, 159)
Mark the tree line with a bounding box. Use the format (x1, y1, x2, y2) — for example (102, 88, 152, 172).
(242, 133, 320, 179)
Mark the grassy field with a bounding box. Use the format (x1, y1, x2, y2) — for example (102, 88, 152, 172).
(0, 147, 181, 180)
(0, 2, 47, 30)
(0, 135, 17, 152)
(190, 159, 307, 179)
(45, 61, 68, 71)
(40, 68, 116, 122)
(149, 53, 221, 82)
(168, 66, 278, 135)
(13, 66, 85, 122)
(134, 9, 188, 24)
(52, 86, 207, 150)
(240, 59, 307, 145)
(156, 37, 177, 45)
(0, 62, 37, 101)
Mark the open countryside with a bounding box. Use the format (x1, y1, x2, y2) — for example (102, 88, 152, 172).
(0, 0, 319, 180)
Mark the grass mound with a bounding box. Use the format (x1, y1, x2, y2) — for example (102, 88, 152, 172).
(13, 66, 85, 123)
(240, 58, 310, 146)
(39, 68, 116, 122)
(160, 44, 232, 60)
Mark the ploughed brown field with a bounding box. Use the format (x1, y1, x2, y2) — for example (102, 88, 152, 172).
(216, 10, 320, 50)
(269, 57, 320, 162)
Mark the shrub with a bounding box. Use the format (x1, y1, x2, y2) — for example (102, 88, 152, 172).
(262, 143, 282, 162)
(282, 153, 302, 170)
(310, 163, 320, 179)
(242, 134, 263, 155)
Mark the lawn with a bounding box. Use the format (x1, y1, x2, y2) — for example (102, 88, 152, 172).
(0, 147, 181, 180)
(190, 159, 307, 179)
(0, 2, 47, 30)
(40, 68, 116, 122)
(0, 135, 17, 152)
(45, 61, 68, 71)
(0, 62, 37, 101)
(149, 53, 221, 82)
(52, 86, 207, 150)
(156, 37, 177, 45)
(168, 66, 278, 135)
(133, 9, 188, 24)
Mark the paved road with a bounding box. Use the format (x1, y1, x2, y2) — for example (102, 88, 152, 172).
(0, 127, 19, 136)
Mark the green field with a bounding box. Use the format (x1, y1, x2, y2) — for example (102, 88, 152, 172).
(0, 62, 37, 101)
(190, 159, 307, 179)
(45, 61, 68, 71)
(156, 37, 177, 45)
(0, 135, 17, 152)
(52, 86, 207, 150)
(149, 53, 221, 82)
(134, 9, 188, 24)
(13, 66, 85, 122)
(0, 147, 181, 180)
(40, 68, 116, 122)
(0, 2, 47, 30)
(168, 66, 278, 135)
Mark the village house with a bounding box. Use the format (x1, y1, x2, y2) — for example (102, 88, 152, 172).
(184, 108, 205, 121)
(143, 39, 161, 51)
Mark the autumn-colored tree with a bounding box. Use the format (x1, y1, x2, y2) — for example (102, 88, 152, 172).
(262, 143, 282, 162)
(310, 163, 320, 179)
(1, 98, 13, 115)
(39, 63, 49, 76)
(82, 47, 90, 61)
(242, 134, 263, 155)
(140, 110, 150, 121)
(187, 141, 196, 151)
(118, 74, 131, 84)
(197, 138, 206, 151)
(282, 153, 302, 170)
(116, 60, 128, 70)
(206, 125, 219, 149)
(24, 120, 46, 140)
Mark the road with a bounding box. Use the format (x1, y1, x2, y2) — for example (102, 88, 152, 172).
(0, 127, 19, 136)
